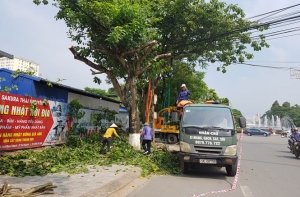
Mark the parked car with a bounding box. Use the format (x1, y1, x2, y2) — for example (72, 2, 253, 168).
(244, 129, 270, 137)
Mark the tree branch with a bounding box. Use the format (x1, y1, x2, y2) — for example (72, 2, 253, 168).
(116, 55, 129, 73)
(137, 53, 172, 75)
(137, 47, 208, 76)
(140, 44, 155, 62)
(91, 44, 131, 77)
(153, 74, 162, 91)
(91, 44, 115, 57)
(107, 72, 124, 102)
(172, 47, 211, 59)
(121, 40, 160, 57)
(69, 46, 108, 73)
(154, 53, 172, 61)
(90, 69, 104, 75)
(69, 45, 124, 103)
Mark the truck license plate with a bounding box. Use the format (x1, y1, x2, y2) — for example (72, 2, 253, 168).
(199, 159, 217, 164)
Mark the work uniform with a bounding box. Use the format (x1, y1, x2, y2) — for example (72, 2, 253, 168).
(100, 126, 119, 154)
(176, 90, 190, 103)
(141, 125, 153, 154)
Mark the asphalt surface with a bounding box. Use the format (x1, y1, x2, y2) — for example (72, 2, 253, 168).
(128, 134, 300, 197)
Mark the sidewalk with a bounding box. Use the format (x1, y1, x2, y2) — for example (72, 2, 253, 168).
(0, 165, 145, 197)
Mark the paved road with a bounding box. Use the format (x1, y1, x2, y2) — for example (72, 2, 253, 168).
(129, 134, 300, 197)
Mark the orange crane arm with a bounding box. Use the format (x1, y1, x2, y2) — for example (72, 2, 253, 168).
(145, 79, 153, 123)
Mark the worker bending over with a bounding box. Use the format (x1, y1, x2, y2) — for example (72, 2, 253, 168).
(100, 123, 120, 154)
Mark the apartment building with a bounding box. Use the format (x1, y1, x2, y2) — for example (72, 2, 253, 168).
(0, 50, 39, 76)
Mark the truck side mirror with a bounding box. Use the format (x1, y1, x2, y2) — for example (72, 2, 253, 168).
(239, 117, 246, 128)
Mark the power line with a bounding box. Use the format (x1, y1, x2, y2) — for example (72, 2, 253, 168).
(236, 63, 289, 69)
(249, 17, 300, 35)
(234, 63, 300, 71)
(222, 7, 300, 43)
(256, 19, 300, 32)
(245, 10, 300, 41)
(254, 11, 300, 24)
(254, 9, 297, 22)
(250, 26, 300, 39)
(211, 60, 300, 70)
(177, 14, 300, 48)
(232, 14, 300, 42)
(244, 61, 300, 64)
(264, 32, 300, 40)
(246, 3, 300, 20)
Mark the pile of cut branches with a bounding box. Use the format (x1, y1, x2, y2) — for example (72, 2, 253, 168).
(0, 182, 56, 197)
(0, 133, 180, 177)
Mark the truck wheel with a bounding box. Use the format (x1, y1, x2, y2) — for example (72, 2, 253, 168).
(167, 134, 178, 144)
(226, 164, 237, 177)
(181, 161, 189, 174)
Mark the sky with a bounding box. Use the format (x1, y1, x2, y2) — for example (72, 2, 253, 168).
(0, 0, 300, 119)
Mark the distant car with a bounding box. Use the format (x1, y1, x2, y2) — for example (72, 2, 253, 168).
(244, 129, 270, 137)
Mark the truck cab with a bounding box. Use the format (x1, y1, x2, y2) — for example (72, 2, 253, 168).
(179, 103, 246, 176)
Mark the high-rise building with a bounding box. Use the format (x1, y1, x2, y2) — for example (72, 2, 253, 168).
(0, 50, 39, 76)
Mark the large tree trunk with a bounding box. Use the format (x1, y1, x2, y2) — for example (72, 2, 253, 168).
(127, 77, 141, 150)
(68, 46, 143, 150)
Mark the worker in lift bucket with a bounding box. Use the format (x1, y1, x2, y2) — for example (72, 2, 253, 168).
(176, 84, 191, 105)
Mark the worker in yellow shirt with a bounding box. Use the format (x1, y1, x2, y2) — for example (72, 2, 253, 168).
(100, 123, 120, 154)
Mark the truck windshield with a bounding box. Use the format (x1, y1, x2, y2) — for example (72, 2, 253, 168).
(182, 106, 234, 129)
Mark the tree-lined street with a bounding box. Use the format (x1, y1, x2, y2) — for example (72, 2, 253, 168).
(129, 135, 299, 197)
(1, 1, 300, 196)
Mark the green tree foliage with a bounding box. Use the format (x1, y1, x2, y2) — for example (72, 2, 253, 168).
(271, 100, 280, 108)
(155, 62, 209, 108)
(107, 87, 121, 98)
(200, 89, 219, 102)
(153, 62, 230, 110)
(90, 107, 118, 131)
(68, 99, 85, 123)
(11, 67, 36, 78)
(84, 87, 109, 96)
(232, 109, 243, 127)
(263, 101, 300, 126)
(68, 99, 85, 136)
(84, 87, 121, 100)
(198, 89, 229, 104)
(33, 0, 268, 133)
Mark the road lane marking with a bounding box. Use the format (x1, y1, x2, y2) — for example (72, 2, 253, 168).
(240, 186, 254, 197)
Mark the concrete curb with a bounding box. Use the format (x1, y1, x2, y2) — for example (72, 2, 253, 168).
(108, 176, 149, 197)
(80, 167, 141, 197)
